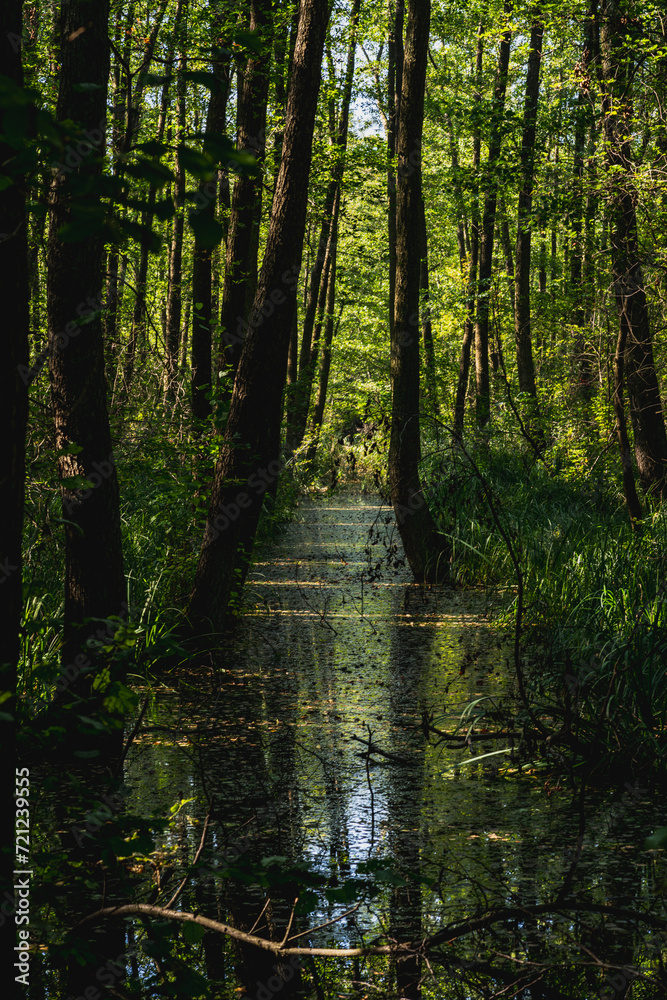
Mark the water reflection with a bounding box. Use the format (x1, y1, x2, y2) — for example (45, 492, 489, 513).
(126, 493, 666, 996)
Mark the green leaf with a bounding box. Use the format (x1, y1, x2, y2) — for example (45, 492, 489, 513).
(188, 210, 224, 249)
(182, 921, 206, 944)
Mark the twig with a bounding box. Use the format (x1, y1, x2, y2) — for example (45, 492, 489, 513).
(165, 810, 211, 909)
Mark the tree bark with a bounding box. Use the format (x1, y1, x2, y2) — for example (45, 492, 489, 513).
(474, 5, 511, 426)
(453, 23, 483, 435)
(0, 2, 29, 908)
(191, 39, 234, 423)
(387, 0, 404, 343)
(419, 193, 438, 414)
(123, 0, 183, 396)
(46, 0, 125, 670)
(599, 0, 667, 499)
(220, 0, 273, 374)
(287, 0, 361, 452)
(514, 16, 543, 409)
(188, 0, 329, 631)
(165, 22, 188, 397)
(389, 0, 448, 582)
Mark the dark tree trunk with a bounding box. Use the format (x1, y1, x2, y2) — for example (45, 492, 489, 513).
(599, 0, 667, 499)
(287, 0, 361, 452)
(514, 16, 543, 409)
(191, 42, 233, 424)
(308, 261, 342, 462)
(389, 0, 448, 581)
(613, 314, 643, 526)
(165, 26, 188, 396)
(387, 0, 404, 343)
(453, 23, 483, 435)
(220, 0, 273, 374)
(498, 196, 515, 331)
(419, 193, 438, 414)
(474, 6, 511, 426)
(188, 0, 329, 631)
(124, 0, 183, 396)
(0, 0, 29, 913)
(46, 0, 125, 670)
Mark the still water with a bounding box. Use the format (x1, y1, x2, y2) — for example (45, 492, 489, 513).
(127, 492, 666, 997)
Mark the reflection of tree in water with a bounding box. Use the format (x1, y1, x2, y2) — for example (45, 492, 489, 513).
(191, 653, 306, 999)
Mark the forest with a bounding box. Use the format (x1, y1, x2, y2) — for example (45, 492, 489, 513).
(2, 0, 667, 996)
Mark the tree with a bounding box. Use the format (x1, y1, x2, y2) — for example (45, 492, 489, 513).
(191, 16, 234, 423)
(514, 15, 544, 414)
(474, 4, 511, 426)
(47, 0, 125, 670)
(188, 0, 329, 631)
(0, 0, 30, 939)
(220, 0, 273, 375)
(453, 22, 483, 434)
(598, 0, 667, 500)
(389, 0, 448, 581)
(287, 0, 362, 452)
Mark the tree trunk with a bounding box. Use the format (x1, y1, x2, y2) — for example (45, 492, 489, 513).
(191, 42, 233, 424)
(0, 2, 29, 908)
(498, 196, 515, 331)
(474, 6, 511, 426)
(514, 16, 543, 410)
(389, 0, 448, 582)
(387, 0, 404, 343)
(46, 0, 125, 670)
(453, 23, 483, 435)
(220, 0, 273, 374)
(419, 193, 438, 414)
(123, 0, 182, 396)
(308, 269, 343, 461)
(165, 26, 188, 397)
(287, 0, 361, 452)
(188, 0, 329, 631)
(599, 0, 667, 500)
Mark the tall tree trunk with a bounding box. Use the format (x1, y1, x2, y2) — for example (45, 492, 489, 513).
(599, 0, 667, 499)
(0, 0, 30, 914)
(220, 0, 273, 374)
(191, 41, 233, 424)
(47, 0, 125, 670)
(419, 193, 438, 414)
(188, 0, 329, 631)
(514, 16, 543, 411)
(474, 5, 511, 426)
(123, 0, 181, 396)
(287, 0, 361, 452)
(308, 265, 343, 462)
(498, 195, 515, 332)
(613, 315, 643, 526)
(453, 23, 483, 435)
(389, 0, 448, 582)
(387, 0, 404, 343)
(165, 23, 188, 397)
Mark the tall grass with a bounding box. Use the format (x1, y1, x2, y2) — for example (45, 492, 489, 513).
(426, 432, 667, 771)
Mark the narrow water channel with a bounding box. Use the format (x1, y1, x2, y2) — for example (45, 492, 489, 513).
(128, 491, 666, 997)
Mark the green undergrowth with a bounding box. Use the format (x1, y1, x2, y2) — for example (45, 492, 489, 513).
(425, 429, 667, 774)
